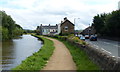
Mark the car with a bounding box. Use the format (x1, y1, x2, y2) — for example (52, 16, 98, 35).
(89, 35, 97, 41)
(80, 35, 85, 41)
(78, 34, 82, 37)
(85, 35, 89, 39)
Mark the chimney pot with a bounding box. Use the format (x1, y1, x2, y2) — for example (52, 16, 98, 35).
(40, 24, 42, 26)
(64, 17, 67, 20)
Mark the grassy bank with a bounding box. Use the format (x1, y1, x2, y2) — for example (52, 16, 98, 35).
(62, 40, 100, 70)
(53, 35, 100, 70)
(12, 35, 55, 70)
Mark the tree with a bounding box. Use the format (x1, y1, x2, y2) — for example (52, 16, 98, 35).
(105, 10, 120, 37)
(92, 13, 108, 36)
(92, 10, 120, 37)
(0, 11, 24, 40)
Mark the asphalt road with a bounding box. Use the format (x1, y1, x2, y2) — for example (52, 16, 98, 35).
(85, 38, 120, 57)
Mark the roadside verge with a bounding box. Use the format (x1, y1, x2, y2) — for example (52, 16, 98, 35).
(48, 35, 100, 70)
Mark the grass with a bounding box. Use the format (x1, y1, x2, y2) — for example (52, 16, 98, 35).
(12, 35, 55, 70)
(57, 38, 100, 70)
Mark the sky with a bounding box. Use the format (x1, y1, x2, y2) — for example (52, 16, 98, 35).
(0, 0, 119, 30)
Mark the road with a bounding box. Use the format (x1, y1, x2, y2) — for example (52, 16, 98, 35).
(85, 38, 120, 57)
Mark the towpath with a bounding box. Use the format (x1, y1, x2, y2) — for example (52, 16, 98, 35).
(42, 37, 77, 70)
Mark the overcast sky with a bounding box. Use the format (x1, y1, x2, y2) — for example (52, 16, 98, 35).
(0, 0, 119, 30)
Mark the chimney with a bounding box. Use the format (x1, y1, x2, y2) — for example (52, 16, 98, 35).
(49, 24, 50, 26)
(40, 24, 42, 26)
(56, 24, 58, 26)
(64, 17, 67, 20)
(37, 26, 39, 28)
(61, 21, 63, 23)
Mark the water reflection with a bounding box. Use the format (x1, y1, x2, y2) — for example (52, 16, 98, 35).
(2, 35, 42, 70)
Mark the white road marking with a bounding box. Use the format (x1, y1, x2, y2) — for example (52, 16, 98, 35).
(114, 45, 120, 48)
(101, 48, 112, 54)
(93, 44, 99, 48)
(104, 42, 110, 44)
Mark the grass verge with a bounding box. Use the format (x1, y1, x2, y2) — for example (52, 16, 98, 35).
(12, 35, 55, 70)
(57, 38, 100, 70)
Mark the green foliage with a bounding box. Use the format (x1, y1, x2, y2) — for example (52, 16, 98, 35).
(24, 29, 36, 33)
(68, 34, 86, 45)
(2, 27, 9, 40)
(92, 10, 120, 37)
(12, 35, 55, 70)
(92, 13, 108, 36)
(105, 10, 120, 37)
(0, 11, 24, 40)
(13, 27, 23, 36)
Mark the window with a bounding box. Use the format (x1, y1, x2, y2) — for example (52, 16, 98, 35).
(64, 26, 68, 31)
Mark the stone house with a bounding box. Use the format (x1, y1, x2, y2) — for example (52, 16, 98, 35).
(81, 26, 96, 36)
(36, 17, 74, 35)
(60, 17, 74, 35)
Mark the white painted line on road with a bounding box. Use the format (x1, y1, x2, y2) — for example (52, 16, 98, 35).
(93, 44, 96, 46)
(114, 45, 120, 48)
(104, 42, 110, 45)
(112, 56, 115, 57)
(89, 42, 92, 44)
(93, 44, 99, 48)
(101, 48, 112, 54)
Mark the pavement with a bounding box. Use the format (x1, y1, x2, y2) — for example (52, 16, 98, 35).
(85, 38, 120, 57)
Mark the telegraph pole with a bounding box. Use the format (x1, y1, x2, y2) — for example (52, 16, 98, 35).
(88, 24, 91, 37)
(74, 18, 80, 36)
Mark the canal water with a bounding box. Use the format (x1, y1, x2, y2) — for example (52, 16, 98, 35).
(1, 35, 42, 70)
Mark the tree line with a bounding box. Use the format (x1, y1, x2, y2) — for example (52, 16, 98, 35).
(0, 11, 24, 40)
(92, 10, 120, 37)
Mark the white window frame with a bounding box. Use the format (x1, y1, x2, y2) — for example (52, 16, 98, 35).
(64, 26, 68, 31)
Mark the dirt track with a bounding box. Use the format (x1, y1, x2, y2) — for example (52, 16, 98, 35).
(42, 37, 76, 70)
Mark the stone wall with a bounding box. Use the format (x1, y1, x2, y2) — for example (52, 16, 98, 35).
(55, 36, 120, 70)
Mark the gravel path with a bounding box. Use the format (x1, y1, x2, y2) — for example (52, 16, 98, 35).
(42, 37, 77, 70)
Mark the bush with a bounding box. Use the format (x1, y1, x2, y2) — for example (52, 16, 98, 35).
(67, 34, 86, 45)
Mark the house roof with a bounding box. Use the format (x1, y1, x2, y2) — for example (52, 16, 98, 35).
(41, 25, 58, 29)
(61, 18, 74, 26)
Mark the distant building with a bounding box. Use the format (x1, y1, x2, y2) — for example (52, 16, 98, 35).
(39, 24, 58, 35)
(118, 1, 120, 10)
(81, 26, 96, 36)
(60, 17, 74, 35)
(36, 17, 74, 35)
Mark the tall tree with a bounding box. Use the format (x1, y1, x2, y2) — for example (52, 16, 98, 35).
(92, 10, 120, 37)
(0, 11, 24, 40)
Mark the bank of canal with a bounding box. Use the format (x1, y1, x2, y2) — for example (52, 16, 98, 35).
(1, 35, 43, 70)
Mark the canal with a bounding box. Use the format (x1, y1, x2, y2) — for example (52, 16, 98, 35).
(1, 35, 42, 70)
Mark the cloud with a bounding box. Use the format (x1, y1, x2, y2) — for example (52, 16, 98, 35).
(0, 0, 119, 30)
